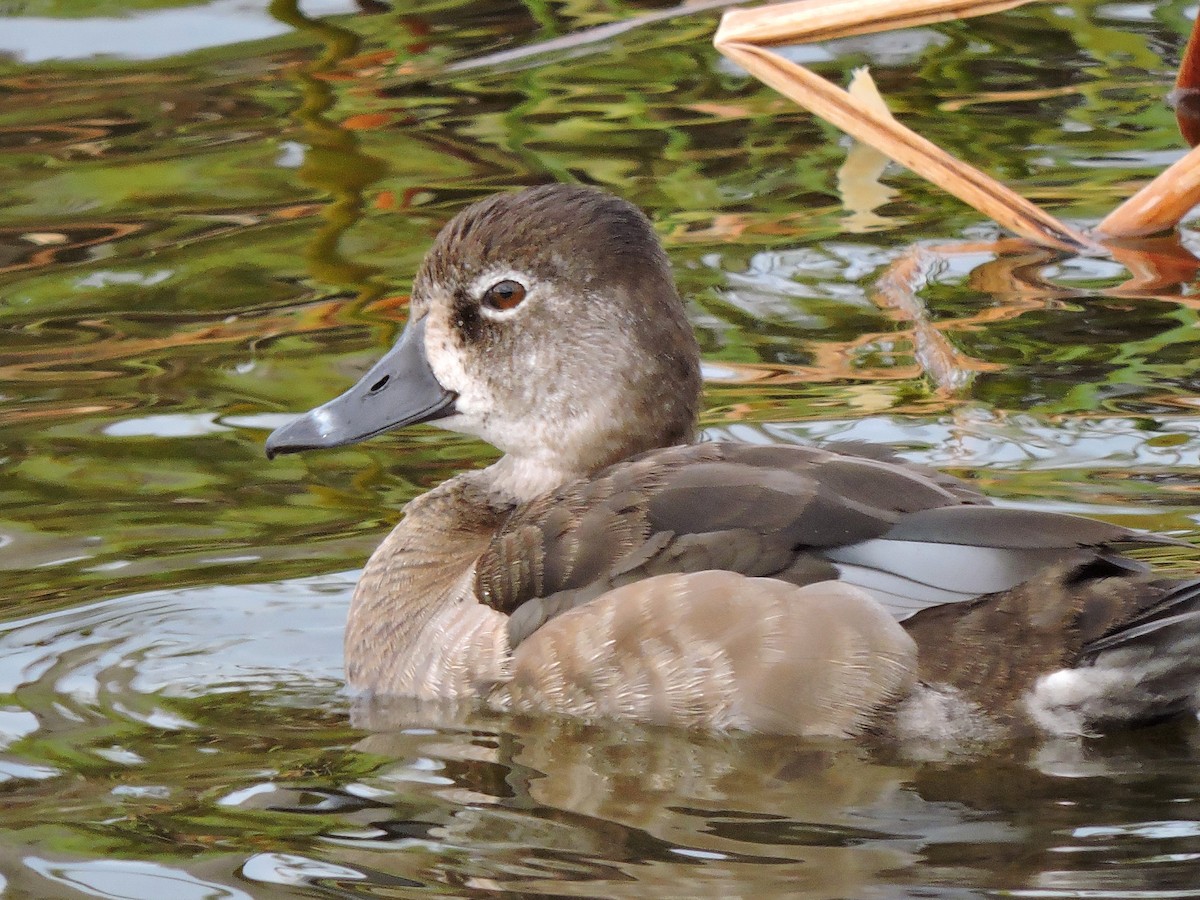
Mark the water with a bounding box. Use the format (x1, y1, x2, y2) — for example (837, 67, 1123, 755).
(2, 0, 1200, 895)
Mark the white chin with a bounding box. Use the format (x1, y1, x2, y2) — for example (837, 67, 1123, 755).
(429, 411, 487, 441)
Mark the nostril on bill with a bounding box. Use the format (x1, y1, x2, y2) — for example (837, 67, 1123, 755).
(369, 375, 390, 393)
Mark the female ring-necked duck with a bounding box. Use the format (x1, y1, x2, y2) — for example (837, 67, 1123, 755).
(267, 185, 1200, 741)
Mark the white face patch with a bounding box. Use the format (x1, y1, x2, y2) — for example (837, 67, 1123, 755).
(420, 286, 496, 445)
(416, 268, 643, 474)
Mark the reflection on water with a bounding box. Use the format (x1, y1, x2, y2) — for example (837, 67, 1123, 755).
(0, 0, 363, 63)
(1, 0, 1200, 895)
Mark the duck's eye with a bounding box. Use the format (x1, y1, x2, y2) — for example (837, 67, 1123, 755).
(481, 279, 526, 311)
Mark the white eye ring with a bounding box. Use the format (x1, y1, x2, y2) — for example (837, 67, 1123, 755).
(473, 269, 533, 320)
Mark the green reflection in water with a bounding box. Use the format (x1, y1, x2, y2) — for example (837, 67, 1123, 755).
(270, 0, 388, 300)
(0, 1, 1199, 897)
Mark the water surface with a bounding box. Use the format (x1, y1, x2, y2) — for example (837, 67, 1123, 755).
(2, 0, 1200, 896)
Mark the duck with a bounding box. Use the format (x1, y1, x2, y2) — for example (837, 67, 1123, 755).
(266, 184, 1200, 742)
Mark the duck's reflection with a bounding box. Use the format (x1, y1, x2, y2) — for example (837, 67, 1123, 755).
(344, 697, 999, 896)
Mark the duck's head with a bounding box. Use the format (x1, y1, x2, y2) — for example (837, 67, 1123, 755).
(265, 185, 702, 497)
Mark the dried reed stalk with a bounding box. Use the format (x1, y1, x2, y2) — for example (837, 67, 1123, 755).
(715, 0, 1200, 248)
(1099, 145, 1200, 239)
(716, 0, 1031, 47)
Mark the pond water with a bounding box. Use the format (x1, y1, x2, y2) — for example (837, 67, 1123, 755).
(3, 0, 1200, 896)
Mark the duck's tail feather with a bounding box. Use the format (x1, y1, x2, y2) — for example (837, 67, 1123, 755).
(1028, 578, 1200, 734)
(1081, 578, 1200, 657)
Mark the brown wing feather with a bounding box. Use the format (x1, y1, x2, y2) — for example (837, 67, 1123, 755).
(475, 441, 1168, 649)
(478, 442, 977, 634)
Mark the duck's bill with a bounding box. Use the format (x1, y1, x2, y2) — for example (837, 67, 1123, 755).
(264, 316, 457, 458)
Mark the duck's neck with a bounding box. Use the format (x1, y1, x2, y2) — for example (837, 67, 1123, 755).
(482, 426, 700, 504)
(479, 454, 590, 504)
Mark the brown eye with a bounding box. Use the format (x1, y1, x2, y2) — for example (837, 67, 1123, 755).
(481, 279, 526, 311)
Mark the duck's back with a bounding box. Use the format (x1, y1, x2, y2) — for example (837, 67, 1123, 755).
(475, 441, 1160, 640)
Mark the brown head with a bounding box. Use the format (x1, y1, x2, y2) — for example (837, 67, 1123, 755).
(266, 185, 702, 498)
